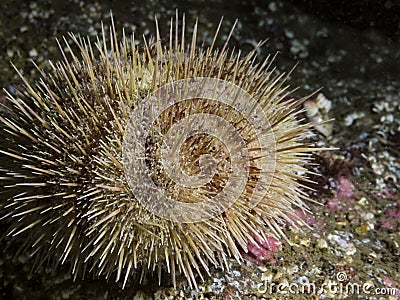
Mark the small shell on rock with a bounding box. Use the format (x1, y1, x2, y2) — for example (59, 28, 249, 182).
(344, 112, 365, 126)
(316, 93, 332, 113)
(303, 93, 333, 137)
(304, 99, 319, 118)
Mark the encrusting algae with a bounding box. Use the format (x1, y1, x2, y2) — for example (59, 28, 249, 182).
(0, 13, 324, 289)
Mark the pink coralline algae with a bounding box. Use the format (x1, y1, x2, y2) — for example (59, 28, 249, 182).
(334, 177, 355, 198)
(292, 210, 320, 227)
(326, 177, 356, 212)
(376, 188, 398, 199)
(245, 236, 282, 264)
(327, 198, 341, 211)
(380, 206, 400, 231)
(374, 189, 400, 231)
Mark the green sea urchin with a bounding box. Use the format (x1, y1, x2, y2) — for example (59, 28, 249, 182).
(1, 15, 320, 289)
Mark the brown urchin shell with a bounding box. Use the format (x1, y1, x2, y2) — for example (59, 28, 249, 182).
(0, 14, 319, 289)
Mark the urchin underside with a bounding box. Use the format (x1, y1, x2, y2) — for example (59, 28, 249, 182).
(0, 15, 317, 289)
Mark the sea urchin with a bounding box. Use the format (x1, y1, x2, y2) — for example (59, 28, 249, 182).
(1, 15, 320, 289)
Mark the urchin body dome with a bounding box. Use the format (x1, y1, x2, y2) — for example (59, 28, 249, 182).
(1, 16, 317, 288)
